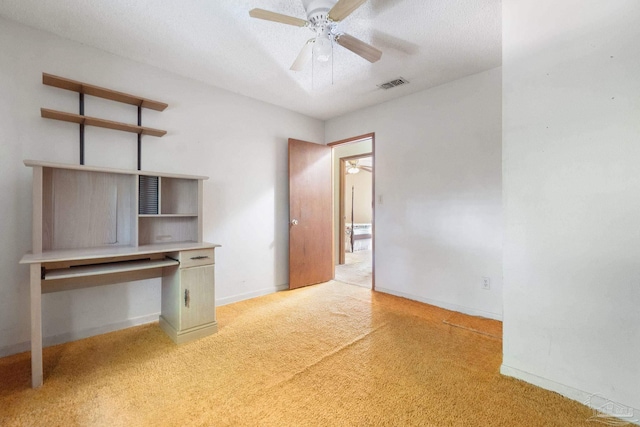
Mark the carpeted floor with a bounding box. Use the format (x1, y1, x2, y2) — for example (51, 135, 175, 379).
(335, 250, 372, 288)
(0, 281, 596, 426)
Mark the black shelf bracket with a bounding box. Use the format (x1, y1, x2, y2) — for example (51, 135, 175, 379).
(79, 93, 85, 165)
(77, 96, 145, 170)
(137, 105, 142, 170)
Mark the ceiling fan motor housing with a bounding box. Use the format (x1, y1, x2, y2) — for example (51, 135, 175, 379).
(302, 0, 337, 23)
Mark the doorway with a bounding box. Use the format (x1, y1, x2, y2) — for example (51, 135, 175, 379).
(330, 134, 375, 289)
(288, 138, 333, 289)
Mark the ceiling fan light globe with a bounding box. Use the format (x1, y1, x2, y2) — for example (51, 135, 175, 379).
(313, 36, 332, 62)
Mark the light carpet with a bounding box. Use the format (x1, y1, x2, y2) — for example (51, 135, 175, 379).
(335, 250, 372, 288)
(0, 281, 596, 426)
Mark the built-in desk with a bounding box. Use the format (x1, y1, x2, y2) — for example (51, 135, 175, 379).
(21, 160, 219, 388)
(20, 242, 220, 388)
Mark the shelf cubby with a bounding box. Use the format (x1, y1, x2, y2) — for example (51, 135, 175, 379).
(138, 216, 199, 246)
(161, 177, 199, 215)
(137, 176, 200, 245)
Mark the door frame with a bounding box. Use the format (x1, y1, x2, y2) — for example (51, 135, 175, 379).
(328, 132, 375, 290)
(339, 153, 373, 264)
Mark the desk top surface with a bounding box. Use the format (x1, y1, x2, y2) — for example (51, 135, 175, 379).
(24, 159, 209, 181)
(21, 242, 220, 264)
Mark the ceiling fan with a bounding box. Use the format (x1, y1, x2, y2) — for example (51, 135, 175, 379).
(249, 0, 382, 71)
(346, 160, 372, 174)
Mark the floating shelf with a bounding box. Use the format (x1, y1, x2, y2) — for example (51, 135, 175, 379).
(43, 73, 168, 111)
(41, 108, 166, 137)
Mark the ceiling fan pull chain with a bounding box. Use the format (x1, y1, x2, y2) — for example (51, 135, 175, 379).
(331, 39, 334, 86)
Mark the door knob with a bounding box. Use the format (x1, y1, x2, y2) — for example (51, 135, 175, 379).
(291, 219, 299, 226)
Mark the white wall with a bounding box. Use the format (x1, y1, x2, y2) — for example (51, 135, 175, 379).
(326, 68, 503, 319)
(0, 18, 323, 356)
(502, 0, 640, 414)
(345, 168, 372, 224)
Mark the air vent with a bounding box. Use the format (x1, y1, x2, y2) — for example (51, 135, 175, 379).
(377, 77, 409, 90)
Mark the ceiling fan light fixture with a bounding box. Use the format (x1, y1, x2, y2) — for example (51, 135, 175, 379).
(249, 0, 382, 70)
(347, 161, 360, 174)
(313, 35, 332, 62)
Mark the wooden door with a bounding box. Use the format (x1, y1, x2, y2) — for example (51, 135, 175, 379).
(289, 138, 334, 289)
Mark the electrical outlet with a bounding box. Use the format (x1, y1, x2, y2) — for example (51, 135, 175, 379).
(482, 277, 491, 290)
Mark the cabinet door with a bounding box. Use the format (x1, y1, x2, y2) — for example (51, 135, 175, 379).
(180, 265, 215, 330)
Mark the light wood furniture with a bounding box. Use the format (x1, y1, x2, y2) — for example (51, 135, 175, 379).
(20, 160, 220, 388)
(42, 73, 168, 111)
(40, 73, 167, 168)
(41, 108, 166, 137)
(160, 248, 216, 343)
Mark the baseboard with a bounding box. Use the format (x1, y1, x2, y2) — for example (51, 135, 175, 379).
(375, 287, 503, 321)
(0, 341, 30, 358)
(0, 313, 159, 358)
(216, 284, 289, 306)
(501, 364, 640, 426)
(339, 280, 370, 289)
(1, 285, 290, 358)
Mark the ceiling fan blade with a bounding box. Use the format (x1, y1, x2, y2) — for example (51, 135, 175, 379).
(336, 33, 382, 63)
(328, 0, 368, 22)
(360, 166, 373, 172)
(291, 39, 314, 71)
(249, 8, 307, 27)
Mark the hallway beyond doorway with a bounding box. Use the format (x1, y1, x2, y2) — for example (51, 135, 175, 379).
(334, 250, 372, 288)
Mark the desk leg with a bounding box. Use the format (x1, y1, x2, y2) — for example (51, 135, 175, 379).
(30, 263, 43, 388)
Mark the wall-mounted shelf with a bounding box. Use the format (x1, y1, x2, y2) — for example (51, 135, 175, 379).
(43, 73, 168, 111)
(41, 109, 167, 137)
(41, 73, 168, 169)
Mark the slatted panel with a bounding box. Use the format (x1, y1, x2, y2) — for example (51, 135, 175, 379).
(139, 175, 159, 215)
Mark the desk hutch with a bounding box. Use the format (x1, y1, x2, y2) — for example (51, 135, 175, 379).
(20, 74, 219, 388)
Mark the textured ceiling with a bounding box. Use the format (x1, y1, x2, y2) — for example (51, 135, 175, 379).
(0, 0, 501, 120)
